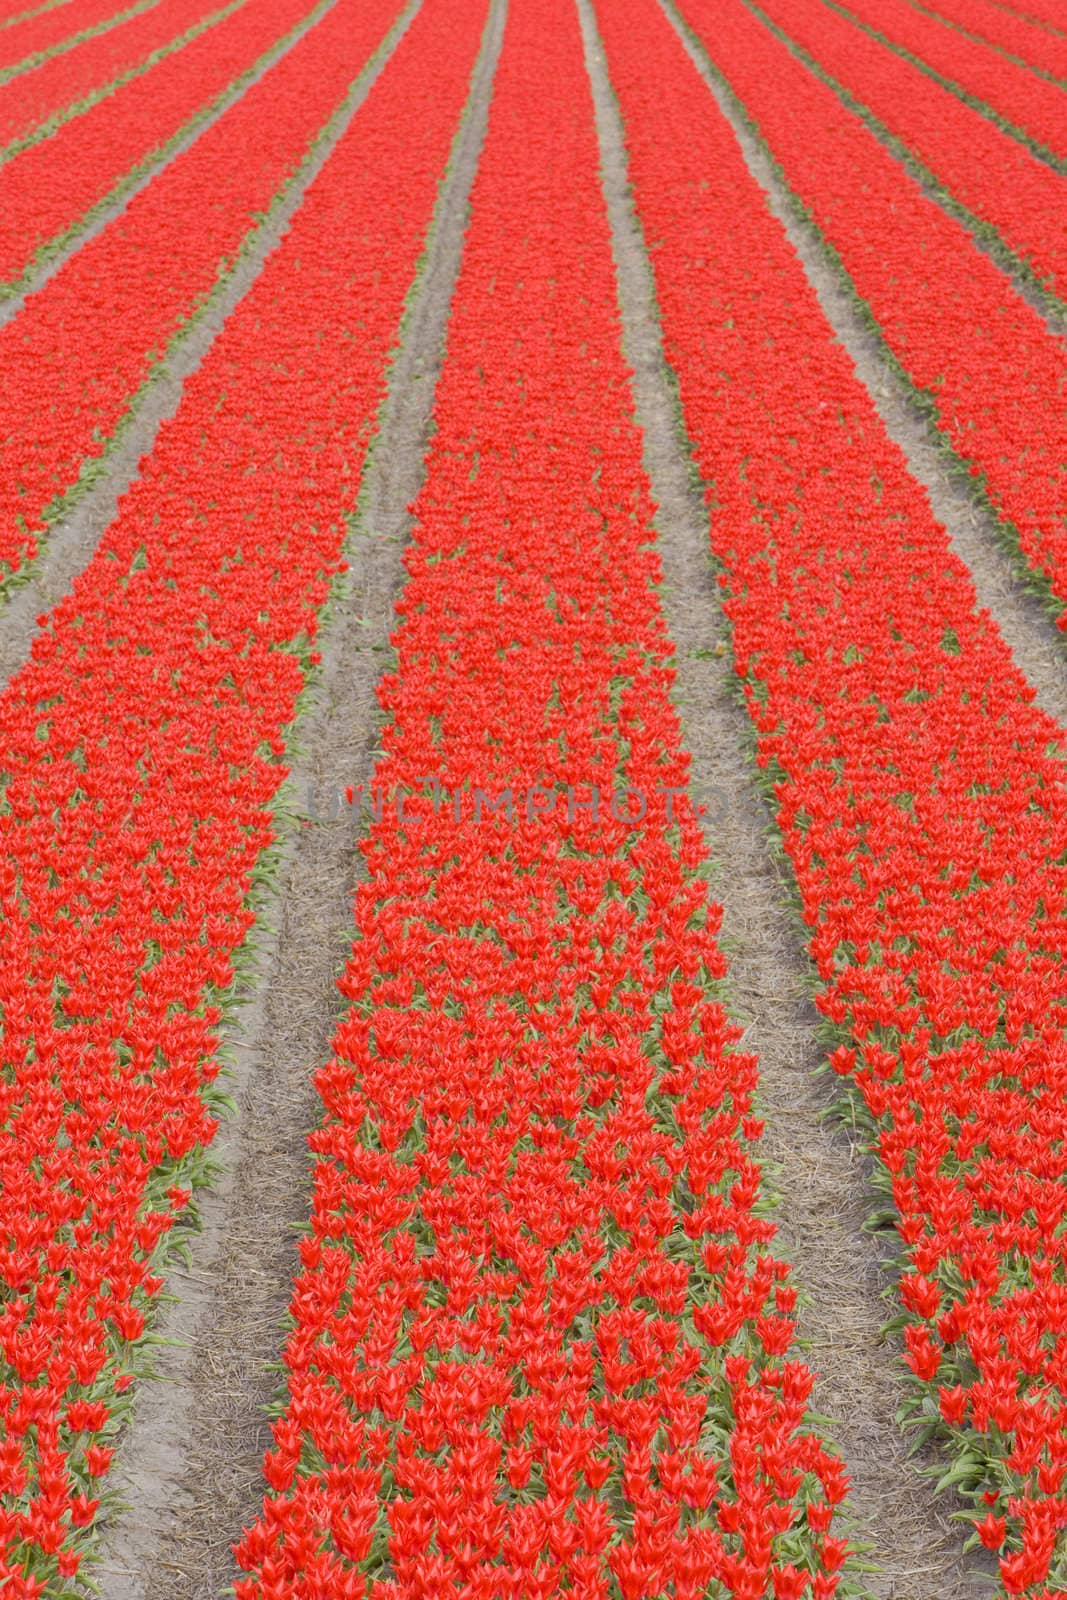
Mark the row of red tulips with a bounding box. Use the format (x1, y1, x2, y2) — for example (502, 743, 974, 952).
(0, 0, 144, 81)
(755, 0, 1067, 297)
(0, 0, 217, 154)
(0, 0, 312, 291)
(233, 0, 847, 1594)
(834, 0, 1067, 159)
(995, 0, 1066, 32)
(674, 0, 1067, 630)
(0, 0, 48, 22)
(0, 0, 482, 1586)
(598, 0, 1067, 1589)
(0, 0, 57, 20)
(0, 0, 401, 589)
(918, 0, 1067, 80)
(1, 0, 79, 19)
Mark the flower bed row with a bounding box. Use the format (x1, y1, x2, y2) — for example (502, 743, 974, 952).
(757, 0, 1067, 297)
(0, 0, 213, 153)
(0, 0, 317, 290)
(0, 0, 484, 1587)
(1, 0, 75, 24)
(674, 0, 1067, 630)
(0, 0, 402, 590)
(0, 0, 137, 76)
(918, 0, 1067, 80)
(0, 0, 149, 82)
(997, 0, 1065, 31)
(0, 0, 46, 22)
(0, 0, 53, 26)
(596, 0, 1067, 1589)
(833, 0, 1067, 160)
(232, 0, 849, 1596)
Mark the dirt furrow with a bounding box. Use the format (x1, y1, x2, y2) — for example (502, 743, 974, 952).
(0, 0, 421, 695)
(580, 0, 992, 1593)
(93, 2, 506, 1593)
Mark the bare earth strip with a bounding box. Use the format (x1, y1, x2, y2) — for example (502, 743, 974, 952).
(93, 2, 506, 1594)
(0, 0, 422, 694)
(656, 0, 1067, 740)
(580, 0, 1011, 1594)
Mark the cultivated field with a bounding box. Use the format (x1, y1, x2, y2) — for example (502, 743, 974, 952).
(0, 0, 1065, 1595)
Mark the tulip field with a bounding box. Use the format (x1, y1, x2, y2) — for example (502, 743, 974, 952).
(2, 0, 1067, 1593)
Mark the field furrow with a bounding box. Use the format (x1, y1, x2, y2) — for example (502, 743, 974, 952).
(0, 1, 406, 706)
(919, 0, 1067, 77)
(0, 0, 485, 1585)
(0, 0, 321, 290)
(0, 0, 407, 593)
(232, 0, 850, 1596)
(1, 0, 76, 17)
(757, 0, 1067, 298)
(831, 0, 1067, 162)
(671, 14, 1067, 752)
(599, 0, 1067, 1587)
